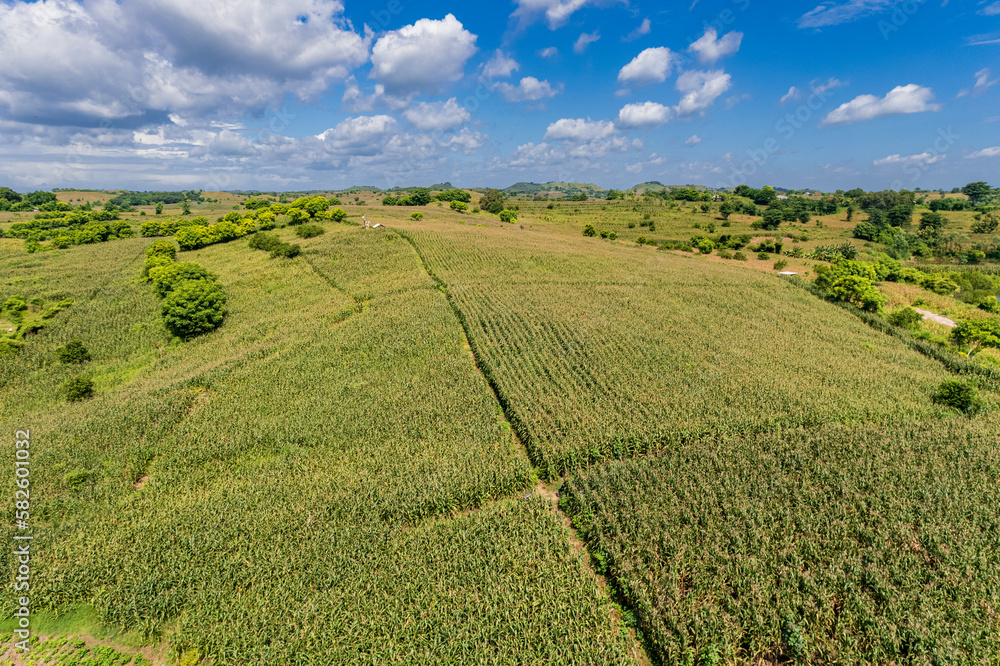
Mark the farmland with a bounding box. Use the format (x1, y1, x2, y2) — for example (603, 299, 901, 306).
(1, 187, 999, 664)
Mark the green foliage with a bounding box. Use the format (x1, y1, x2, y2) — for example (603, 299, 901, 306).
(295, 223, 325, 239)
(887, 307, 923, 328)
(760, 207, 783, 230)
(56, 339, 91, 364)
(411, 212, 424, 221)
(63, 375, 95, 401)
(330, 207, 348, 222)
(149, 262, 215, 298)
(773, 259, 789, 271)
(583, 224, 597, 237)
(830, 275, 886, 312)
(922, 273, 959, 295)
(479, 188, 506, 214)
(249, 231, 283, 252)
(931, 379, 984, 413)
(434, 188, 472, 203)
(971, 212, 998, 234)
(450, 200, 469, 213)
(161, 279, 227, 339)
(690, 235, 715, 254)
(499, 209, 518, 223)
(951, 319, 1000, 356)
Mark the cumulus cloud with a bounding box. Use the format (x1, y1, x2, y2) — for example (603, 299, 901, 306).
(688, 28, 743, 64)
(966, 146, 1000, 158)
(616, 102, 672, 129)
(402, 98, 471, 132)
(873, 152, 945, 166)
(370, 15, 477, 96)
(675, 69, 732, 116)
(685, 134, 703, 146)
(624, 18, 652, 41)
(316, 115, 399, 156)
(544, 118, 616, 141)
(957, 68, 997, 98)
(482, 50, 519, 80)
(979, 1, 1000, 15)
(493, 77, 561, 102)
(539, 46, 559, 58)
(617, 47, 676, 88)
(820, 84, 940, 127)
(574, 31, 601, 54)
(0, 0, 369, 127)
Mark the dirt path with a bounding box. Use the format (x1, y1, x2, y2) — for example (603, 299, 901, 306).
(914, 308, 957, 328)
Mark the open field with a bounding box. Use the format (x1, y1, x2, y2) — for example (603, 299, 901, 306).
(2, 190, 999, 664)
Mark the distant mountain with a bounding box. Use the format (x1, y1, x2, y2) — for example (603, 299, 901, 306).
(630, 182, 712, 194)
(503, 181, 608, 197)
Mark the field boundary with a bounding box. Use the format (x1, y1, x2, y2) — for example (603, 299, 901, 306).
(394, 227, 653, 665)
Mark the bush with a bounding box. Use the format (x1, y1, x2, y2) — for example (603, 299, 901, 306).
(161, 279, 227, 339)
(148, 262, 215, 297)
(757, 252, 770, 261)
(734, 251, 747, 261)
(773, 259, 789, 271)
(56, 339, 91, 364)
(411, 212, 424, 221)
(499, 209, 518, 223)
(271, 243, 302, 259)
(450, 201, 468, 213)
(64, 376, 95, 402)
(887, 307, 923, 328)
(583, 224, 597, 237)
(932, 379, 983, 414)
(145, 240, 177, 262)
(295, 224, 325, 239)
(330, 208, 348, 222)
(248, 232, 283, 253)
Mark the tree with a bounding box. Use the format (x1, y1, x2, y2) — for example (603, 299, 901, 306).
(830, 275, 886, 312)
(155, 201, 164, 215)
(583, 224, 596, 237)
(886, 204, 912, 228)
(330, 208, 347, 222)
(951, 319, 1000, 357)
(181, 200, 191, 215)
(918, 210, 946, 246)
(63, 376, 94, 402)
(148, 262, 215, 298)
(479, 189, 506, 214)
(962, 181, 991, 206)
(971, 212, 998, 234)
(846, 205, 856, 222)
(161, 279, 227, 339)
(719, 201, 736, 219)
(450, 200, 468, 213)
(56, 339, 91, 364)
(499, 209, 517, 223)
(932, 379, 983, 414)
(760, 207, 783, 230)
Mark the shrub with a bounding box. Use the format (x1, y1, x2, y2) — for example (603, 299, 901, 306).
(734, 251, 747, 261)
(411, 212, 424, 221)
(145, 240, 177, 262)
(932, 379, 983, 414)
(148, 262, 215, 298)
(608, 231, 618, 240)
(718, 250, 733, 259)
(63, 469, 92, 487)
(330, 208, 348, 222)
(757, 252, 770, 261)
(773, 259, 789, 271)
(271, 243, 302, 259)
(249, 232, 283, 253)
(887, 307, 923, 328)
(56, 339, 91, 364)
(599, 230, 609, 239)
(295, 224, 325, 239)
(583, 224, 597, 237)
(161, 279, 227, 339)
(450, 201, 468, 213)
(64, 376, 95, 402)
(499, 210, 518, 223)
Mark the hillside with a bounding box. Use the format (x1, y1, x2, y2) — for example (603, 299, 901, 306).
(1, 192, 999, 664)
(503, 181, 608, 198)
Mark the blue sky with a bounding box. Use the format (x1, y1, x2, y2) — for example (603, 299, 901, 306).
(0, 0, 997, 192)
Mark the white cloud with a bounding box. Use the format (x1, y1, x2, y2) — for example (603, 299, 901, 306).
(574, 31, 601, 54)
(957, 68, 998, 98)
(873, 152, 945, 166)
(511, 0, 622, 30)
(482, 50, 519, 80)
(820, 84, 940, 127)
(812, 78, 846, 95)
(0, 0, 369, 126)
(685, 134, 703, 146)
(402, 99, 471, 132)
(493, 77, 561, 102)
(617, 47, 676, 88)
(688, 28, 743, 64)
(370, 15, 478, 96)
(616, 102, 672, 129)
(624, 18, 652, 41)
(798, 0, 896, 28)
(316, 115, 399, 156)
(440, 128, 487, 154)
(675, 69, 732, 116)
(539, 47, 559, 58)
(544, 118, 616, 141)
(979, 1, 1000, 15)
(966, 146, 1000, 158)
(780, 87, 802, 105)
